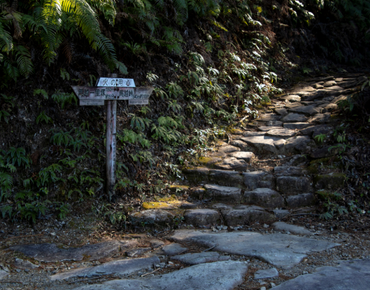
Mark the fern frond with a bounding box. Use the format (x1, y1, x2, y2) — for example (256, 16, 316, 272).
(15, 45, 33, 77)
(0, 21, 13, 53)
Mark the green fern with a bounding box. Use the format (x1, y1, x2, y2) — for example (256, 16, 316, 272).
(36, 111, 53, 124)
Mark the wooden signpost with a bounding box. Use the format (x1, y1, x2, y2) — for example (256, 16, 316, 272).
(71, 77, 153, 200)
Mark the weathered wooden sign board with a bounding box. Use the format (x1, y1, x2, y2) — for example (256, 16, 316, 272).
(71, 77, 153, 200)
(71, 86, 153, 106)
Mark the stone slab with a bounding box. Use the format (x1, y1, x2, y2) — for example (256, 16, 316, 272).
(274, 108, 288, 116)
(273, 222, 312, 235)
(184, 209, 221, 226)
(266, 128, 296, 137)
(241, 136, 284, 154)
(254, 268, 279, 279)
(183, 167, 209, 183)
(10, 240, 136, 263)
(171, 230, 339, 268)
(258, 126, 283, 132)
(217, 145, 240, 154)
(243, 131, 266, 136)
(243, 171, 275, 190)
(244, 188, 284, 208)
(14, 258, 39, 269)
(286, 193, 315, 208)
(209, 170, 244, 187)
(276, 176, 313, 196)
(212, 203, 233, 210)
(0, 270, 8, 280)
(282, 113, 309, 122)
(223, 205, 275, 226)
(284, 136, 312, 153)
(301, 125, 334, 137)
(229, 151, 255, 162)
(266, 121, 283, 126)
(51, 256, 160, 280)
(205, 184, 242, 202)
(283, 122, 310, 130)
(284, 95, 301, 102)
(274, 166, 306, 176)
(271, 259, 370, 290)
(259, 114, 281, 122)
(310, 113, 331, 124)
(230, 139, 249, 150)
(162, 243, 188, 256)
(273, 209, 290, 219)
(73, 261, 248, 290)
(323, 80, 337, 87)
(215, 157, 248, 171)
(288, 105, 319, 116)
(172, 252, 230, 265)
(131, 209, 174, 224)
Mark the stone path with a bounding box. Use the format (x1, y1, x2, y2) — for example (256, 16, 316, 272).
(1, 74, 370, 289)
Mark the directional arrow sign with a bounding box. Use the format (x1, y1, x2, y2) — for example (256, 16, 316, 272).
(71, 86, 153, 105)
(96, 77, 135, 87)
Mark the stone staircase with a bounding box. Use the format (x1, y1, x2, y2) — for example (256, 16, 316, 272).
(4, 74, 370, 290)
(131, 74, 366, 228)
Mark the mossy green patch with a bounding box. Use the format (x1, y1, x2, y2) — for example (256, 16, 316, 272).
(142, 202, 173, 209)
(198, 156, 222, 166)
(308, 157, 341, 174)
(314, 172, 346, 190)
(227, 128, 244, 135)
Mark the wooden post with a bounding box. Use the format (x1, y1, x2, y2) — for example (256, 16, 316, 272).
(71, 76, 153, 202)
(106, 74, 117, 201)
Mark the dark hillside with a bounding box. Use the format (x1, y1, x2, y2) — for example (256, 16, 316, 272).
(0, 0, 369, 224)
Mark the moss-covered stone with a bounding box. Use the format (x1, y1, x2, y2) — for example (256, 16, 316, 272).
(142, 197, 182, 209)
(314, 173, 346, 190)
(307, 157, 341, 174)
(227, 128, 244, 135)
(198, 156, 222, 166)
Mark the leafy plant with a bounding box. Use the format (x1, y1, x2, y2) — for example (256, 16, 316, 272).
(3, 147, 30, 168)
(36, 111, 53, 124)
(51, 92, 77, 109)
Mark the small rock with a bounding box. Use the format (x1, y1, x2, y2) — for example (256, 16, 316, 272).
(274, 108, 288, 116)
(162, 244, 188, 256)
(0, 270, 8, 280)
(273, 222, 312, 235)
(13, 258, 39, 270)
(273, 209, 290, 219)
(126, 247, 151, 257)
(285, 95, 301, 102)
(150, 240, 165, 249)
(254, 268, 279, 279)
(172, 252, 230, 265)
(323, 80, 337, 87)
